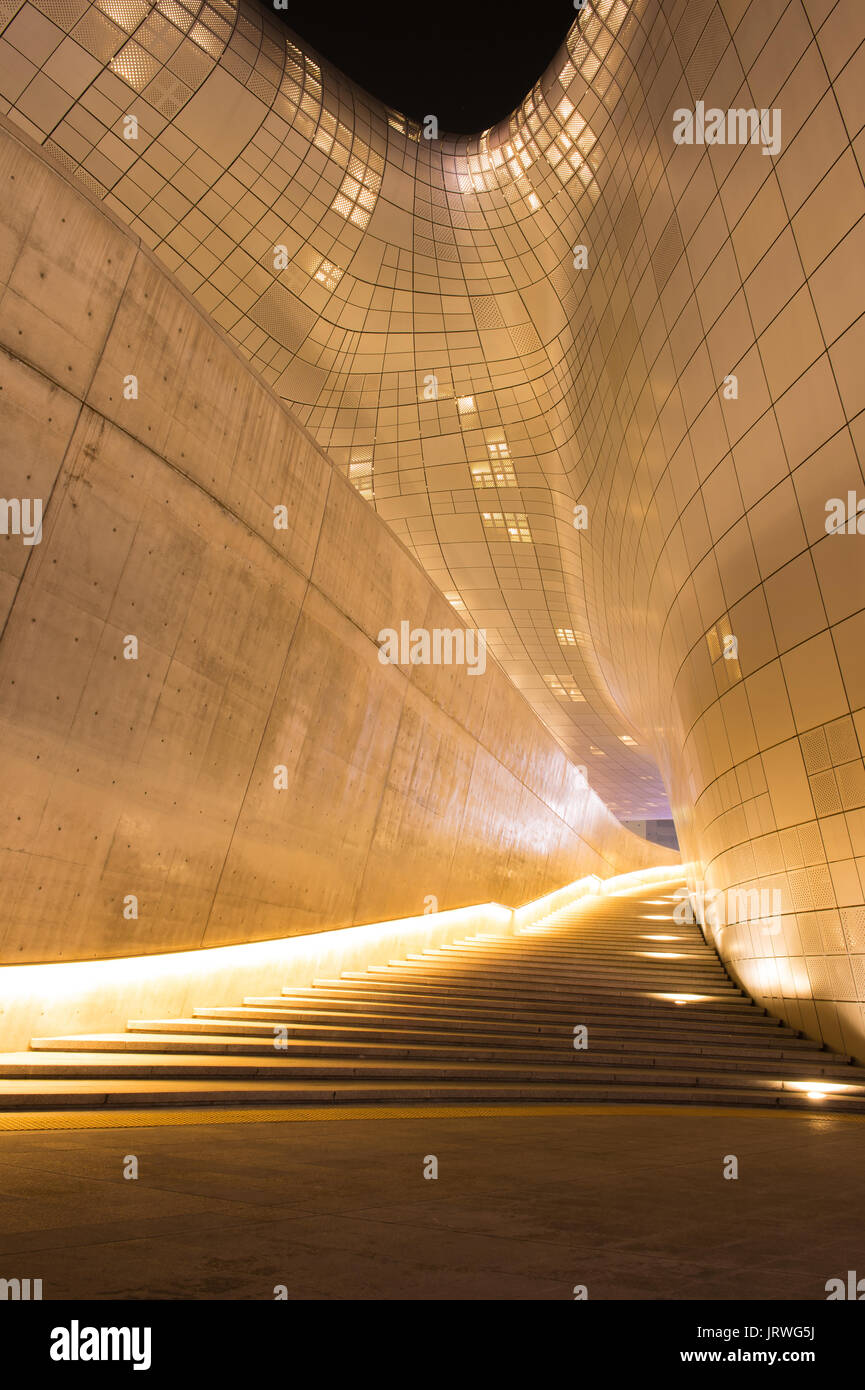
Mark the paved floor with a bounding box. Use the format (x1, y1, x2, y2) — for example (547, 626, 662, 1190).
(0, 1104, 862, 1300)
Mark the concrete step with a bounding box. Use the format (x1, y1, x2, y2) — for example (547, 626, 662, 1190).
(14, 1052, 859, 1090)
(306, 979, 755, 1009)
(409, 939, 716, 956)
(389, 956, 732, 980)
(24, 1033, 857, 1078)
(427, 944, 713, 961)
(364, 965, 737, 990)
(154, 1010, 827, 1051)
(3, 1077, 864, 1113)
(322, 969, 748, 994)
(252, 994, 796, 1033)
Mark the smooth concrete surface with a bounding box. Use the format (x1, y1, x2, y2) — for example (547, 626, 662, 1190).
(0, 0, 863, 1060)
(0, 115, 670, 967)
(0, 1106, 863, 1298)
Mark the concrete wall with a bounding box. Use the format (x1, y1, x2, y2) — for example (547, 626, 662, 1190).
(0, 116, 670, 966)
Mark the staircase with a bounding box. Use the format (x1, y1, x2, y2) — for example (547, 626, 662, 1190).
(1, 874, 864, 1112)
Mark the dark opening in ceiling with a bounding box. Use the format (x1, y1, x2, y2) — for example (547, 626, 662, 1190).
(261, 0, 574, 135)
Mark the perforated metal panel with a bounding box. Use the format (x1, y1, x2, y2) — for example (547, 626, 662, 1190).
(809, 770, 842, 817)
(827, 716, 859, 765)
(801, 726, 831, 773)
(31, 0, 86, 28)
(837, 759, 865, 810)
(249, 282, 317, 352)
(650, 213, 684, 292)
(841, 907, 865, 953)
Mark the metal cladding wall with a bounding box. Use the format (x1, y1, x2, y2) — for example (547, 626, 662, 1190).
(0, 117, 671, 965)
(0, 0, 864, 1060)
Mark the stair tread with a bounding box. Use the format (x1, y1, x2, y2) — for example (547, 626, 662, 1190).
(3, 1052, 862, 1091)
(3, 1079, 864, 1115)
(18, 1040, 858, 1078)
(40, 1026, 845, 1061)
